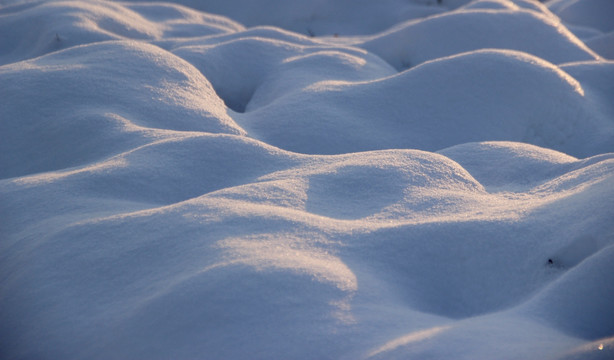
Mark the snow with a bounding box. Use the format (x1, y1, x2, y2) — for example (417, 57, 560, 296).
(1, 0, 613, 359)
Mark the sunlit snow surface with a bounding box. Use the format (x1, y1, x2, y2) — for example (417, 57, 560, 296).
(1, 0, 614, 359)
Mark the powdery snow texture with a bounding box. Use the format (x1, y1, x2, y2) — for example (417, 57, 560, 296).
(1, 0, 613, 359)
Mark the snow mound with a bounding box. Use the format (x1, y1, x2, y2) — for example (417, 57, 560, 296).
(0, 40, 244, 179)
(128, 0, 449, 36)
(438, 141, 578, 190)
(361, 5, 598, 70)
(244, 49, 612, 157)
(170, 35, 392, 112)
(584, 31, 614, 59)
(0, 0, 243, 65)
(551, 0, 614, 33)
(547, 0, 614, 59)
(523, 244, 614, 340)
(3, 139, 613, 359)
(1, 0, 614, 359)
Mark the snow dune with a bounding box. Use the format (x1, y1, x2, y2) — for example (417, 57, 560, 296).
(1, 0, 613, 359)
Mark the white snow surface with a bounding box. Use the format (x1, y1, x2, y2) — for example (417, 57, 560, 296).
(1, 0, 614, 359)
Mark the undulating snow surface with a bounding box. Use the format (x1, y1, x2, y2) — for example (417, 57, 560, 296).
(1, 0, 613, 359)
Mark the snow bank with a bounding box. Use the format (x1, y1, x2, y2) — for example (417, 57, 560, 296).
(1, 0, 613, 359)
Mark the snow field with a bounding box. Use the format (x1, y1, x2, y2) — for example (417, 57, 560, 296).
(1, 0, 613, 359)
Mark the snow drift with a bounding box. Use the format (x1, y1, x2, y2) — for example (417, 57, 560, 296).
(1, 0, 613, 359)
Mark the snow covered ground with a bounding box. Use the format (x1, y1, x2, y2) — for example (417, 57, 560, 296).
(1, 0, 613, 359)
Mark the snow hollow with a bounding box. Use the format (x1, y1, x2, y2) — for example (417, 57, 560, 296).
(1, 0, 613, 359)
